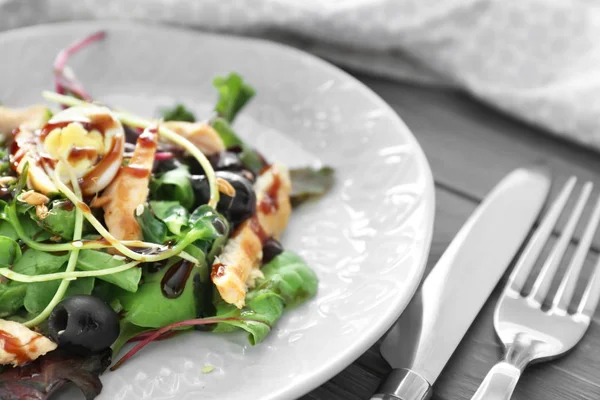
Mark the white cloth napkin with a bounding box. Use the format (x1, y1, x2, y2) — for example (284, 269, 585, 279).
(2, 0, 599, 149)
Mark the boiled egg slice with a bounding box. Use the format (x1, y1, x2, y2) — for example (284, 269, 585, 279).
(35, 106, 124, 195)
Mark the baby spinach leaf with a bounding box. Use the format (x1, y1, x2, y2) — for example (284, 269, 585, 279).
(76, 250, 142, 293)
(111, 320, 152, 356)
(24, 279, 60, 314)
(150, 165, 195, 209)
(0, 221, 17, 240)
(135, 205, 167, 244)
(160, 103, 196, 122)
(213, 73, 255, 122)
(18, 251, 72, 314)
(119, 256, 205, 328)
(26, 275, 96, 315)
(290, 167, 335, 206)
(19, 214, 53, 242)
(150, 201, 189, 236)
(32, 199, 76, 240)
(0, 236, 21, 267)
(12, 249, 69, 276)
(0, 284, 27, 317)
(65, 276, 95, 297)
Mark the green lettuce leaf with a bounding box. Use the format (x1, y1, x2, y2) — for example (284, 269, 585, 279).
(213, 73, 255, 122)
(150, 165, 195, 209)
(255, 251, 318, 307)
(160, 103, 196, 122)
(211, 118, 265, 174)
(150, 201, 189, 236)
(290, 167, 334, 206)
(135, 205, 167, 244)
(214, 251, 318, 344)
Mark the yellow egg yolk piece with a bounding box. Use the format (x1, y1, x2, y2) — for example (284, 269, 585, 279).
(43, 122, 106, 179)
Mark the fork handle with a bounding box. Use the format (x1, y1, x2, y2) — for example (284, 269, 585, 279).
(471, 361, 521, 400)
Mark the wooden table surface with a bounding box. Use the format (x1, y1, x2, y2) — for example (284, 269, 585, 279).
(303, 74, 600, 400)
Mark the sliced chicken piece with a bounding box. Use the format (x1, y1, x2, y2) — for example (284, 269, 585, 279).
(102, 125, 158, 241)
(11, 125, 58, 195)
(0, 319, 57, 367)
(5, 106, 55, 194)
(212, 163, 292, 308)
(0, 105, 48, 138)
(163, 121, 225, 155)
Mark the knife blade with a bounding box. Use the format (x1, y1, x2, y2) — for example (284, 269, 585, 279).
(371, 167, 551, 400)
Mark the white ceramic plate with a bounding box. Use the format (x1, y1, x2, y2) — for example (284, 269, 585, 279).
(0, 21, 435, 400)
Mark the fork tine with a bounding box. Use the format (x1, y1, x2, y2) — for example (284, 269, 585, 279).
(529, 182, 592, 306)
(577, 256, 600, 320)
(553, 192, 600, 312)
(507, 177, 577, 293)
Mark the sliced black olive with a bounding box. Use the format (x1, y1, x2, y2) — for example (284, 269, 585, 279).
(208, 151, 244, 172)
(262, 238, 284, 264)
(48, 295, 120, 355)
(191, 171, 256, 226)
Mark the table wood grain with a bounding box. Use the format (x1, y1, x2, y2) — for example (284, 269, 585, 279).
(303, 74, 600, 400)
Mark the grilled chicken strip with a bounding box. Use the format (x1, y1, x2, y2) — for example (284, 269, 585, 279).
(0, 319, 57, 367)
(103, 125, 158, 240)
(0, 105, 48, 137)
(163, 121, 225, 156)
(212, 163, 292, 308)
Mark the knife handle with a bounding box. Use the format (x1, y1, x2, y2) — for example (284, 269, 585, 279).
(370, 369, 432, 400)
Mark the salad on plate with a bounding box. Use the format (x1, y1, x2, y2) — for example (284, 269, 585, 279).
(0, 31, 333, 400)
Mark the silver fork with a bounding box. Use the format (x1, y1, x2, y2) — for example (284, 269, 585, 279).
(471, 177, 600, 400)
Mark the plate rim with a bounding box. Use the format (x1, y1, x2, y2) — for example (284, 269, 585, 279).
(0, 20, 436, 399)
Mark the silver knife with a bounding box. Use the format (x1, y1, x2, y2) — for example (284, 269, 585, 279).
(371, 167, 551, 400)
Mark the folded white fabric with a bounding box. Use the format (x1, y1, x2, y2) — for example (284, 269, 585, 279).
(1, 0, 599, 148)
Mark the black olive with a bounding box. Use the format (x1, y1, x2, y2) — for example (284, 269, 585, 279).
(262, 238, 284, 264)
(191, 171, 256, 226)
(48, 295, 120, 355)
(227, 145, 244, 154)
(212, 216, 228, 235)
(240, 169, 256, 183)
(190, 174, 211, 205)
(208, 151, 244, 172)
(216, 171, 256, 225)
(152, 157, 184, 174)
(123, 125, 141, 144)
